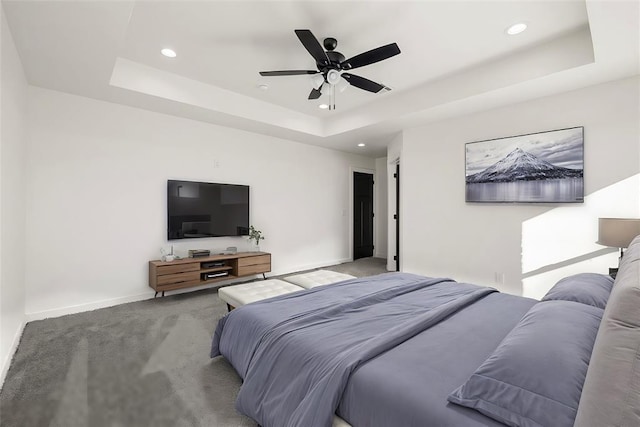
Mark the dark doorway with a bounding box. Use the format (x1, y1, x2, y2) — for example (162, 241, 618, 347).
(353, 172, 374, 260)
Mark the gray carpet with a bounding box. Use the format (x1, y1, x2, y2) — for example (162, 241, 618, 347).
(0, 257, 387, 427)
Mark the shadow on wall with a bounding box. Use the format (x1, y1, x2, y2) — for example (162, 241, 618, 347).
(521, 174, 640, 300)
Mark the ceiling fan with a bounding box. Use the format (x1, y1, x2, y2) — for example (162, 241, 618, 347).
(259, 29, 401, 109)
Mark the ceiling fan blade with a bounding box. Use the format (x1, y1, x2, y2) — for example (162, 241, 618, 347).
(259, 70, 318, 76)
(295, 29, 329, 65)
(341, 43, 401, 70)
(342, 73, 385, 93)
(308, 87, 322, 100)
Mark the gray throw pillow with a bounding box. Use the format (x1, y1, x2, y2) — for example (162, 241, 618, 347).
(448, 300, 603, 427)
(541, 273, 614, 309)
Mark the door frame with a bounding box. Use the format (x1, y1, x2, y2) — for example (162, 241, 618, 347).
(349, 167, 375, 262)
(387, 157, 400, 271)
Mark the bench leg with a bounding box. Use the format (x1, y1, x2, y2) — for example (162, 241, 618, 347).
(226, 303, 232, 312)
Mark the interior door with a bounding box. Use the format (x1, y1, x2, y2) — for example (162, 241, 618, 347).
(354, 172, 374, 260)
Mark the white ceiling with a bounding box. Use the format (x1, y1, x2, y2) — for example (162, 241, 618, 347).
(3, 0, 639, 157)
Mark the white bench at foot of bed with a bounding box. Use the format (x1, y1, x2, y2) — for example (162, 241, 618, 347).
(333, 415, 352, 427)
(283, 269, 356, 289)
(218, 270, 357, 311)
(218, 279, 303, 310)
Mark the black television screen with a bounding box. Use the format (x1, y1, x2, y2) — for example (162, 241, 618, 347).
(167, 180, 249, 240)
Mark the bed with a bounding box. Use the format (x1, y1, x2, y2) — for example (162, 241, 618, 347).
(210, 235, 640, 427)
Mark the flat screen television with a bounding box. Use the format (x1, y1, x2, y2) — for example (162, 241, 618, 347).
(167, 180, 249, 240)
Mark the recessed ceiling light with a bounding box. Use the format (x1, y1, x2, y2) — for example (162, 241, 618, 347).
(161, 48, 177, 58)
(357, 143, 366, 147)
(258, 84, 269, 91)
(318, 104, 329, 109)
(506, 22, 528, 36)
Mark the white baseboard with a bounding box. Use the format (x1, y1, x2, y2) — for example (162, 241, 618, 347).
(25, 293, 155, 322)
(272, 258, 352, 277)
(25, 284, 238, 322)
(24, 257, 351, 322)
(0, 320, 25, 389)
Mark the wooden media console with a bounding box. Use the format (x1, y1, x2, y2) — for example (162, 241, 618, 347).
(149, 252, 271, 297)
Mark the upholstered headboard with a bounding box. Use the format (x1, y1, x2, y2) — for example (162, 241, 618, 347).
(574, 234, 640, 427)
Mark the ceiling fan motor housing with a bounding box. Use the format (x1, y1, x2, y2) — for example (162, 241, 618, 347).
(317, 50, 346, 70)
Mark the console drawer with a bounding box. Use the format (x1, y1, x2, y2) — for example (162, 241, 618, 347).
(238, 254, 271, 267)
(157, 271, 200, 286)
(156, 278, 202, 291)
(157, 263, 200, 276)
(237, 263, 271, 276)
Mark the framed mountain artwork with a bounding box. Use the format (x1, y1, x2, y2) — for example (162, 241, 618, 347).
(465, 127, 584, 203)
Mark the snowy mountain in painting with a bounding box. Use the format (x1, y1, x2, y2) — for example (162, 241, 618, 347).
(466, 147, 583, 183)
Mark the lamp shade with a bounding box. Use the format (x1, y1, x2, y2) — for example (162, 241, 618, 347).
(597, 218, 640, 248)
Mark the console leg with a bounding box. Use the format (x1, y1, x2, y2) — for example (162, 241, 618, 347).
(162, 291, 165, 297)
(262, 273, 267, 280)
(154, 291, 158, 298)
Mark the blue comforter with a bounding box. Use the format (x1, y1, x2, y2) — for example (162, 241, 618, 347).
(211, 273, 497, 427)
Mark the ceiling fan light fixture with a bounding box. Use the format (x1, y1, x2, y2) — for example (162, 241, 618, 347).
(506, 22, 528, 35)
(326, 69, 341, 85)
(311, 74, 324, 90)
(336, 78, 349, 93)
(161, 48, 177, 58)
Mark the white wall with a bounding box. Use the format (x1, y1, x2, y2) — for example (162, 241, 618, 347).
(0, 7, 27, 384)
(25, 87, 374, 319)
(374, 157, 387, 258)
(400, 76, 640, 297)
